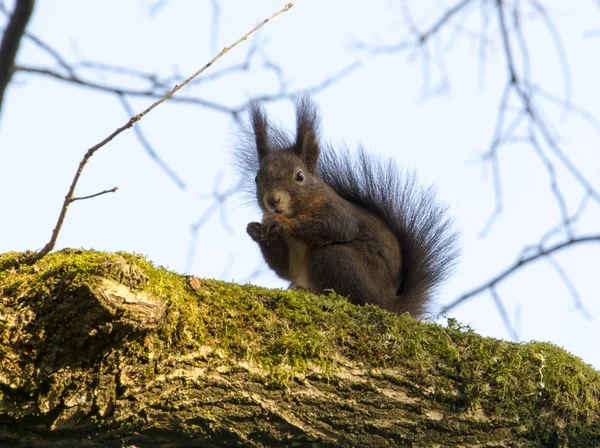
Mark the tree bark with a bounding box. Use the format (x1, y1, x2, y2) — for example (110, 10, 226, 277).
(0, 250, 598, 447)
(0, 0, 35, 119)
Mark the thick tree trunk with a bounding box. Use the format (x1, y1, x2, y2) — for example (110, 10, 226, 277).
(0, 250, 598, 447)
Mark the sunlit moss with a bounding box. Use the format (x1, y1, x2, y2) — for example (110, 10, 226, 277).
(0, 249, 598, 444)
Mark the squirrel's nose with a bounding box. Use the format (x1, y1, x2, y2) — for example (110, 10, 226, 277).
(267, 195, 281, 208)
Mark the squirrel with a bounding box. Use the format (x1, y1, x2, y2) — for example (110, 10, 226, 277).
(235, 97, 459, 318)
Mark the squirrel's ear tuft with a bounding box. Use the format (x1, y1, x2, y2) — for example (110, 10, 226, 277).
(294, 96, 320, 173)
(249, 102, 269, 161)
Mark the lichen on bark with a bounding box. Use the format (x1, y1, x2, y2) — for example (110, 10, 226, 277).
(0, 249, 598, 447)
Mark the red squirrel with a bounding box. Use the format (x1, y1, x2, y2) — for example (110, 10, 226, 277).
(236, 97, 459, 318)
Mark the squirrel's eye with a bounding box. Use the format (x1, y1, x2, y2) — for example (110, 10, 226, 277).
(254, 175, 258, 184)
(295, 170, 305, 182)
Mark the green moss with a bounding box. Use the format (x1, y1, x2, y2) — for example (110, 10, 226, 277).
(1, 249, 599, 445)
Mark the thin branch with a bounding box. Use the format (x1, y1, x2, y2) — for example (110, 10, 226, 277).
(520, 192, 591, 258)
(73, 60, 167, 85)
(476, 0, 492, 90)
(531, 83, 600, 139)
(478, 86, 526, 237)
(356, 0, 475, 54)
(15, 65, 238, 115)
(443, 235, 600, 312)
(0, 0, 35, 118)
(475, 0, 599, 239)
(418, 0, 475, 43)
(240, 59, 362, 108)
(527, 122, 572, 239)
(149, 0, 168, 16)
(359, 1, 599, 323)
(241, 265, 268, 284)
(495, 0, 600, 204)
(544, 255, 592, 320)
(478, 81, 511, 237)
(137, 3, 294, 119)
(490, 287, 519, 341)
(527, 0, 572, 121)
(71, 187, 119, 202)
(118, 94, 187, 191)
(19, 30, 77, 77)
(186, 175, 239, 273)
(31, 32, 264, 90)
(25, 2, 295, 265)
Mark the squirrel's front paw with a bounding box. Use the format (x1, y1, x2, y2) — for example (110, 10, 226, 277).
(247, 222, 264, 242)
(262, 213, 286, 236)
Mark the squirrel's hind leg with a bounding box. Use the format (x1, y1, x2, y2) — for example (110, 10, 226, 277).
(307, 244, 397, 310)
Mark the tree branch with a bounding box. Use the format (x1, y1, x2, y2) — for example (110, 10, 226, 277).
(444, 235, 600, 312)
(0, 0, 35, 119)
(24, 2, 295, 265)
(71, 187, 118, 202)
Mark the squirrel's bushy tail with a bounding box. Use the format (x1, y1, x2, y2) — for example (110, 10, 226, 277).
(318, 146, 459, 317)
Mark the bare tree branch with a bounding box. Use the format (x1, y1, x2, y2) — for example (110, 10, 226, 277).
(239, 59, 362, 110)
(494, 0, 600, 205)
(71, 187, 119, 202)
(24, 2, 295, 265)
(186, 173, 239, 273)
(521, 193, 591, 258)
(444, 235, 600, 312)
(118, 94, 187, 191)
(544, 255, 592, 320)
(362, 1, 600, 320)
(356, 0, 476, 56)
(490, 286, 519, 341)
(148, 0, 168, 16)
(15, 64, 238, 115)
(0, 0, 35, 119)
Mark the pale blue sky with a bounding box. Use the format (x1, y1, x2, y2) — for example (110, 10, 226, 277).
(1, 1, 599, 368)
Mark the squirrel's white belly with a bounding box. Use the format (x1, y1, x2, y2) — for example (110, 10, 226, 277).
(285, 237, 311, 289)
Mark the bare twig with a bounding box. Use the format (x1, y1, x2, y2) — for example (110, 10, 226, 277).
(25, 2, 295, 265)
(418, 0, 475, 43)
(242, 265, 268, 284)
(186, 174, 239, 273)
(0, 0, 35, 118)
(22, 29, 75, 76)
(490, 287, 519, 341)
(73, 60, 169, 85)
(443, 235, 600, 312)
(15, 64, 239, 115)
(149, 0, 168, 16)
(237, 59, 362, 110)
(137, 3, 294, 119)
(71, 187, 119, 202)
(520, 193, 591, 257)
(358, 2, 599, 322)
(355, 0, 475, 54)
(477, 82, 513, 237)
(544, 255, 592, 320)
(494, 0, 600, 204)
(527, 0, 572, 120)
(118, 94, 187, 190)
(18, 28, 266, 97)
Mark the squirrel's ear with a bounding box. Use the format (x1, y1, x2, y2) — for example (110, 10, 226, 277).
(249, 102, 269, 161)
(294, 96, 320, 173)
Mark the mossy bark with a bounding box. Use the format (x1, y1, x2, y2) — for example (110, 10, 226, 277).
(0, 250, 599, 447)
